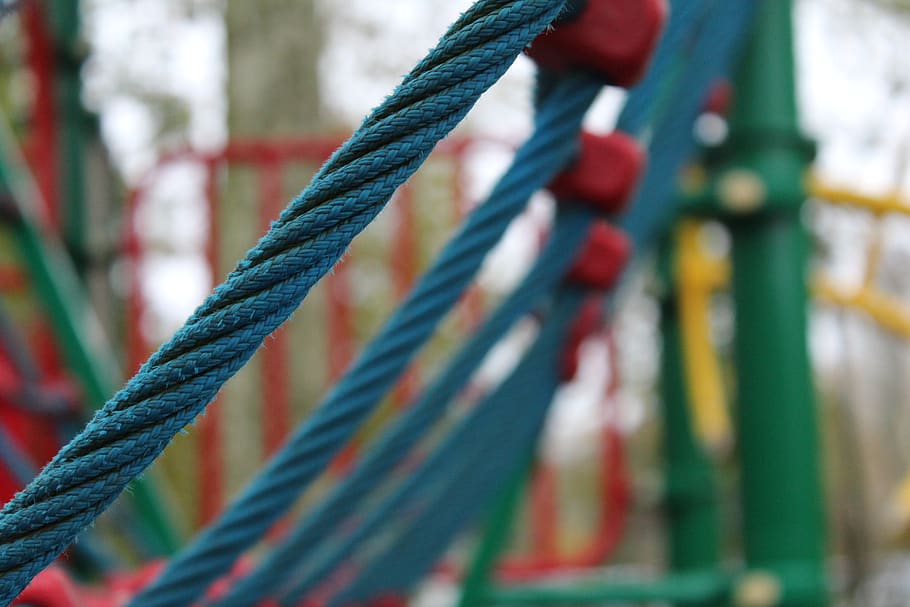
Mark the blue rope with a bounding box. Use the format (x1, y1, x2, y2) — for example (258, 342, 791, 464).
(278, 2, 759, 603)
(354, 4, 765, 596)
(131, 75, 597, 607)
(0, 306, 74, 418)
(0, 309, 116, 575)
(0, 1, 568, 603)
(299, 2, 760, 601)
(231, 208, 591, 607)
(0, 427, 36, 490)
(215, 3, 711, 604)
(356, 3, 764, 606)
(326, 289, 584, 607)
(619, 0, 759, 250)
(614, 0, 711, 137)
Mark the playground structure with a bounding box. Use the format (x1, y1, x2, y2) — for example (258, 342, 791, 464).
(2, 0, 910, 606)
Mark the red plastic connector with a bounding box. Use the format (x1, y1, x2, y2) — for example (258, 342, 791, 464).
(561, 224, 630, 379)
(104, 560, 166, 597)
(561, 296, 603, 380)
(703, 80, 733, 116)
(526, 0, 668, 87)
(566, 222, 630, 290)
(371, 595, 408, 607)
(548, 132, 644, 215)
(12, 567, 82, 607)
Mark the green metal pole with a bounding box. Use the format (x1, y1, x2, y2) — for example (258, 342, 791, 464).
(484, 570, 730, 606)
(46, 0, 89, 277)
(458, 451, 534, 607)
(47, 1, 183, 554)
(720, 2, 828, 604)
(0, 117, 181, 556)
(658, 241, 722, 606)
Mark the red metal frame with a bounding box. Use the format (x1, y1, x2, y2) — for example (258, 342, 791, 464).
(257, 156, 290, 458)
(125, 136, 487, 525)
(498, 331, 630, 581)
(21, 1, 60, 230)
(392, 185, 420, 408)
(199, 158, 223, 524)
(0, 2, 69, 507)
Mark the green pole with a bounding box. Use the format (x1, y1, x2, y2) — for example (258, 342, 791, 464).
(46, 0, 89, 277)
(720, 1, 828, 604)
(0, 116, 181, 556)
(484, 570, 730, 606)
(658, 240, 722, 606)
(458, 452, 533, 607)
(47, 1, 183, 554)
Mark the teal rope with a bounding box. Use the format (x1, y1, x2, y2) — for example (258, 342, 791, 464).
(208, 73, 601, 606)
(241, 209, 591, 607)
(133, 67, 596, 607)
(311, 2, 762, 600)
(217, 2, 710, 603)
(325, 289, 584, 607)
(0, 1, 567, 603)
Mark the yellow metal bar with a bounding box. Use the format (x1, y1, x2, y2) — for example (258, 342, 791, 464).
(672, 218, 910, 455)
(813, 278, 910, 341)
(676, 221, 732, 452)
(808, 176, 910, 217)
(678, 180, 910, 543)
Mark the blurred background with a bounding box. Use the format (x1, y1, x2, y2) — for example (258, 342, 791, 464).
(3, 1, 910, 605)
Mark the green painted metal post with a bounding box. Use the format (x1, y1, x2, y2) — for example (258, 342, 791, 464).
(720, 1, 828, 604)
(658, 241, 722, 605)
(0, 116, 181, 555)
(458, 452, 533, 607)
(46, 0, 89, 277)
(484, 570, 730, 606)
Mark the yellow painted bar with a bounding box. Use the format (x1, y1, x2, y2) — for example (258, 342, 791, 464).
(676, 222, 732, 452)
(808, 176, 910, 217)
(813, 278, 910, 340)
(679, 182, 910, 535)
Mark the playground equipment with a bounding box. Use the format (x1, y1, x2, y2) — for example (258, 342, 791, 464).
(3, 0, 910, 606)
(124, 136, 488, 528)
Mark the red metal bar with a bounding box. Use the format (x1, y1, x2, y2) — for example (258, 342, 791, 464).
(30, 322, 67, 462)
(529, 464, 559, 560)
(198, 158, 224, 525)
(392, 185, 419, 408)
(498, 332, 630, 580)
(124, 189, 147, 376)
(327, 258, 357, 474)
(138, 136, 489, 189)
(0, 267, 27, 293)
(326, 261, 354, 383)
(121, 135, 506, 516)
(258, 157, 291, 456)
(21, 2, 60, 230)
(0, 345, 28, 504)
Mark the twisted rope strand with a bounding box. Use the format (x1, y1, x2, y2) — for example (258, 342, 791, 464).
(209, 4, 720, 603)
(0, 1, 566, 603)
(324, 291, 582, 607)
(217, 209, 592, 607)
(127, 71, 592, 607)
(317, 3, 763, 600)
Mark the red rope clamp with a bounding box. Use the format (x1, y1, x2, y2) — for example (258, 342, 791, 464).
(703, 80, 733, 116)
(526, 0, 668, 87)
(566, 222, 630, 290)
(12, 567, 82, 607)
(548, 131, 644, 216)
(561, 223, 630, 379)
